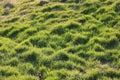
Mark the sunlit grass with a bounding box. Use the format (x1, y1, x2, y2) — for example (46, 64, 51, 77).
(0, 0, 120, 80)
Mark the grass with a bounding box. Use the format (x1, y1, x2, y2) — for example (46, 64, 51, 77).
(0, 0, 120, 80)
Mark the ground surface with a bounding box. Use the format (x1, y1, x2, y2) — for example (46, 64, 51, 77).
(0, 0, 120, 80)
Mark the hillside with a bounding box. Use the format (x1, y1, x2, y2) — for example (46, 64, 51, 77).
(0, 0, 120, 80)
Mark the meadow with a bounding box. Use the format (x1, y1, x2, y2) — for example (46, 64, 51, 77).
(0, 0, 120, 80)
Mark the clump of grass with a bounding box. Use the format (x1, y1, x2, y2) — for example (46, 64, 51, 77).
(18, 63, 35, 75)
(73, 34, 88, 45)
(101, 36, 119, 49)
(0, 66, 19, 77)
(95, 50, 118, 63)
(105, 0, 114, 5)
(15, 45, 29, 53)
(45, 69, 69, 80)
(29, 13, 37, 20)
(4, 17, 19, 23)
(42, 3, 65, 12)
(67, 70, 81, 80)
(94, 52, 107, 63)
(114, 2, 120, 12)
(20, 50, 39, 63)
(55, 69, 69, 79)
(77, 50, 89, 59)
(48, 35, 67, 49)
(45, 76, 59, 80)
(43, 12, 57, 20)
(53, 61, 77, 70)
(83, 68, 101, 80)
(50, 4, 66, 11)
(41, 6, 52, 12)
(52, 50, 69, 61)
(0, 26, 13, 36)
(69, 54, 86, 65)
(24, 28, 37, 36)
(77, 15, 94, 24)
(64, 32, 74, 42)
(38, 66, 48, 79)
(39, 56, 52, 67)
(67, 0, 81, 3)
(64, 21, 81, 30)
(96, 7, 106, 14)
(67, 4, 80, 10)
(83, 23, 99, 34)
(6, 57, 19, 66)
(16, 28, 38, 42)
(5, 75, 37, 80)
(51, 25, 66, 35)
(104, 68, 120, 78)
(100, 14, 114, 25)
(88, 35, 119, 49)
(41, 48, 54, 55)
(67, 46, 78, 54)
(81, 7, 97, 14)
(94, 43, 104, 52)
(30, 35, 49, 48)
(81, 0, 100, 14)
(77, 15, 86, 23)
(7, 26, 27, 38)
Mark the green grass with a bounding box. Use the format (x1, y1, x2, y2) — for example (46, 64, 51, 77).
(0, 0, 120, 80)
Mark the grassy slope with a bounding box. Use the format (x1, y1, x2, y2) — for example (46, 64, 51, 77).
(0, 0, 120, 80)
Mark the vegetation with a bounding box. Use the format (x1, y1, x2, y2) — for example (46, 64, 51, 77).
(0, 0, 120, 80)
